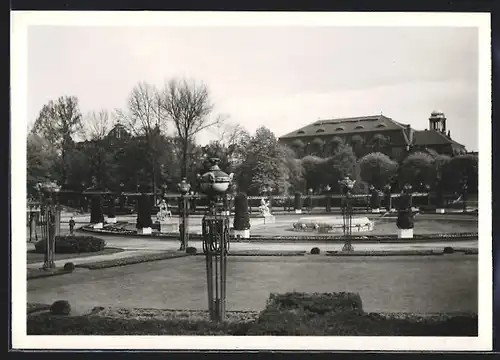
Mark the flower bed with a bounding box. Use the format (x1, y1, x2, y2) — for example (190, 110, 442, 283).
(75, 251, 189, 270)
(194, 250, 307, 257)
(27, 267, 73, 280)
(326, 250, 446, 257)
(27, 292, 477, 336)
(80, 225, 478, 243)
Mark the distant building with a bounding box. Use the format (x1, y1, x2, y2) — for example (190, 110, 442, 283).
(278, 112, 467, 159)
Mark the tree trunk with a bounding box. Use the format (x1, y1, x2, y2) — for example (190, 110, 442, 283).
(181, 140, 189, 179)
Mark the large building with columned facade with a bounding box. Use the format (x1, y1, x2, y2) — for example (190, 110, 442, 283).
(278, 111, 467, 159)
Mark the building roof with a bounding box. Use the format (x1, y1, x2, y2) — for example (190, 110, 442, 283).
(279, 115, 407, 139)
(413, 130, 465, 147)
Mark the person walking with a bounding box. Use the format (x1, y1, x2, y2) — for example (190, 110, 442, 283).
(69, 217, 75, 235)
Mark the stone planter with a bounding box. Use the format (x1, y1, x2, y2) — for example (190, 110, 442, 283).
(398, 228, 414, 239)
(137, 227, 152, 235)
(371, 208, 380, 214)
(295, 209, 302, 214)
(436, 208, 446, 214)
(92, 222, 103, 229)
(233, 229, 250, 239)
(106, 217, 117, 224)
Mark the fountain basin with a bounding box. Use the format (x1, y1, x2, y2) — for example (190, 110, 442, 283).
(293, 216, 374, 234)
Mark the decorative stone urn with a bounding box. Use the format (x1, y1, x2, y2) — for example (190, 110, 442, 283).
(197, 158, 234, 197)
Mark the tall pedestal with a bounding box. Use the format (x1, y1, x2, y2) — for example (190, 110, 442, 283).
(202, 214, 229, 322)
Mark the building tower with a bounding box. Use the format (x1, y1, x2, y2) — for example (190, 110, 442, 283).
(428, 111, 447, 134)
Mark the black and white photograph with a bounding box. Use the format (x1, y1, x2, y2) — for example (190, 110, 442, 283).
(11, 11, 492, 351)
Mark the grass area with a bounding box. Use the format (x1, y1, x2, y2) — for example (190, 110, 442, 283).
(27, 247, 124, 264)
(27, 255, 477, 314)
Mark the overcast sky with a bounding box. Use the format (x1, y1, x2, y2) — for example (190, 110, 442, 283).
(28, 25, 479, 150)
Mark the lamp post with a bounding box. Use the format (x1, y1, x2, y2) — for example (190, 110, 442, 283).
(197, 158, 234, 322)
(339, 176, 355, 252)
(308, 188, 313, 213)
(37, 182, 61, 270)
(177, 178, 191, 251)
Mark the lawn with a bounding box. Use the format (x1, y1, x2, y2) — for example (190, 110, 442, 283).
(28, 254, 477, 314)
(27, 247, 124, 264)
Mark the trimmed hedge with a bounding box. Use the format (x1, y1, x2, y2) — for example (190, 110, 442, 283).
(186, 247, 197, 254)
(310, 247, 321, 255)
(63, 262, 75, 271)
(326, 250, 444, 256)
(233, 193, 250, 231)
(294, 192, 302, 211)
(267, 292, 363, 315)
(50, 300, 71, 315)
(76, 251, 189, 270)
(136, 194, 153, 229)
(90, 195, 104, 224)
(107, 198, 116, 218)
(34, 235, 106, 254)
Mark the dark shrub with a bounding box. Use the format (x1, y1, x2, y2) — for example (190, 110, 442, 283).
(63, 262, 75, 271)
(294, 192, 303, 211)
(90, 196, 104, 224)
(233, 193, 250, 231)
(443, 246, 454, 254)
(107, 198, 116, 218)
(50, 300, 71, 315)
(396, 210, 414, 229)
(267, 292, 363, 315)
(396, 192, 414, 229)
(325, 195, 331, 212)
(136, 194, 153, 229)
(370, 188, 381, 209)
(310, 247, 320, 255)
(34, 235, 106, 254)
(186, 246, 197, 254)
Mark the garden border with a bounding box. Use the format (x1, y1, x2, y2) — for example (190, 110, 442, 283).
(78, 225, 478, 243)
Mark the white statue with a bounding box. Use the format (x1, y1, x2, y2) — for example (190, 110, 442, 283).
(156, 199, 171, 222)
(259, 197, 271, 217)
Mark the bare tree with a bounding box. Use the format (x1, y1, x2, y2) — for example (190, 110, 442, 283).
(83, 109, 114, 141)
(160, 78, 222, 178)
(115, 82, 167, 202)
(32, 96, 83, 185)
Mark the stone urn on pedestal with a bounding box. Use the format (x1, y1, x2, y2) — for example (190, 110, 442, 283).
(396, 185, 414, 239)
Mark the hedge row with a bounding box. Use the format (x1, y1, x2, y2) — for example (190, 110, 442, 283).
(194, 250, 307, 257)
(76, 251, 189, 270)
(27, 292, 477, 336)
(81, 225, 478, 243)
(34, 235, 106, 254)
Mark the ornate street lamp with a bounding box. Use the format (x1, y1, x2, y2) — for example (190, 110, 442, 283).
(197, 158, 234, 322)
(177, 178, 191, 251)
(339, 176, 355, 252)
(36, 182, 61, 269)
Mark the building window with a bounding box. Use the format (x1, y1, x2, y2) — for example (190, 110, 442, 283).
(376, 124, 387, 128)
(354, 125, 364, 130)
(335, 127, 345, 131)
(297, 130, 305, 134)
(316, 128, 325, 133)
